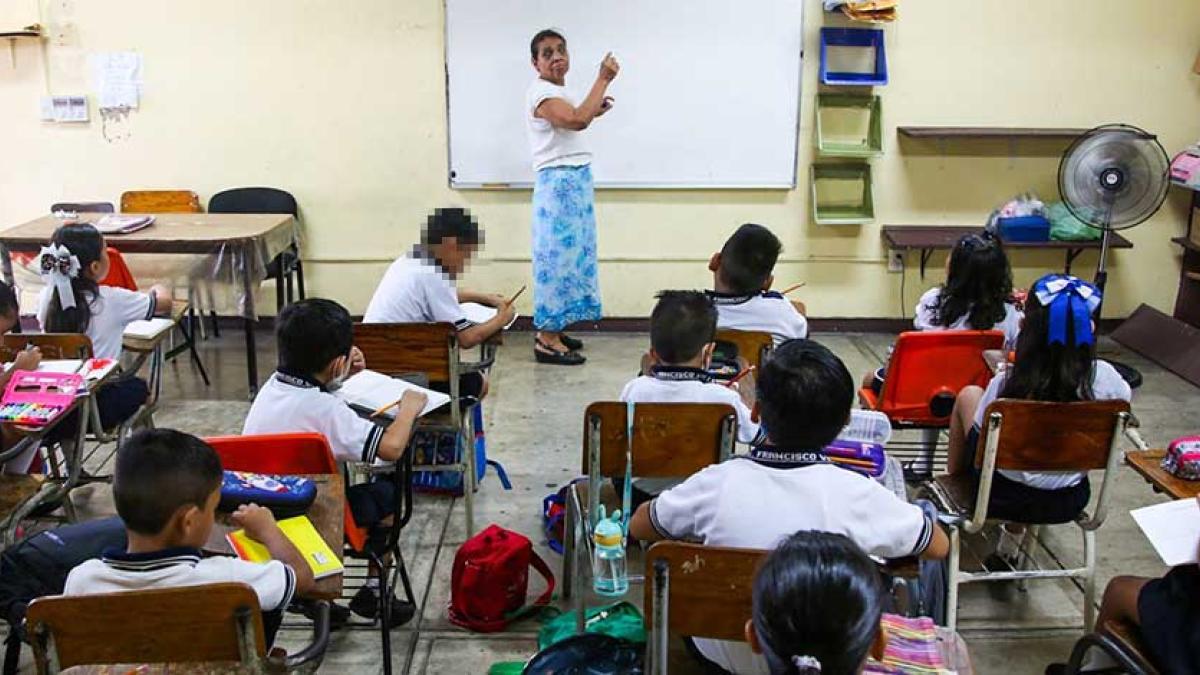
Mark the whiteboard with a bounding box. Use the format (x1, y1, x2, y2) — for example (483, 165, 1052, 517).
(445, 0, 804, 189)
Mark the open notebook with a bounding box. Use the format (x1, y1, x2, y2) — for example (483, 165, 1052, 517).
(3, 358, 118, 383)
(334, 369, 450, 419)
(460, 302, 518, 329)
(1131, 498, 1200, 567)
(123, 317, 175, 340)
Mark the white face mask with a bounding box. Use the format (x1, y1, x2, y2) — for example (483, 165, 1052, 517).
(326, 356, 351, 391)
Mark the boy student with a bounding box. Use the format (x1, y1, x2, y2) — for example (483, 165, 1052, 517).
(243, 298, 426, 625)
(64, 429, 314, 647)
(364, 207, 515, 399)
(629, 339, 948, 675)
(707, 223, 808, 344)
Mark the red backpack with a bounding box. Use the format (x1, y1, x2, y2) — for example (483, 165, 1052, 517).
(448, 524, 555, 632)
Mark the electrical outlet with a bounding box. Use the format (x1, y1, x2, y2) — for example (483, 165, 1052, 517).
(887, 249, 904, 273)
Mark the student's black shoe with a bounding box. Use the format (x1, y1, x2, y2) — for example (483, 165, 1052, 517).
(1045, 665, 1124, 675)
(559, 333, 584, 351)
(350, 586, 417, 627)
(289, 598, 351, 630)
(535, 340, 586, 366)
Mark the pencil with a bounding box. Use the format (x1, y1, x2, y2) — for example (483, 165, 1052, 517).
(724, 365, 756, 388)
(371, 398, 403, 418)
(780, 282, 806, 295)
(506, 285, 527, 305)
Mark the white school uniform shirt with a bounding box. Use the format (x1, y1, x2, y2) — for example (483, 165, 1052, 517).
(363, 249, 471, 330)
(648, 451, 935, 675)
(708, 291, 808, 345)
(243, 372, 385, 465)
(913, 287, 1023, 350)
(36, 285, 155, 360)
(972, 360, 1132, 490)
(526, 78, 592, 171)
(620, 368, 761, 445)
(64, 546, 296, 614)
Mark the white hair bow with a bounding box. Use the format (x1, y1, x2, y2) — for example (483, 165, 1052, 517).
(38, 244, 81, 310)
(792, 655, 822, 671)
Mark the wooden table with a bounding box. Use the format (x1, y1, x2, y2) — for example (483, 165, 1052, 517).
(882, 225, 1133, 279)
(0, 213, 300, 397)
(1125, 449, 1200, 500)
(205, 473, 346, 601)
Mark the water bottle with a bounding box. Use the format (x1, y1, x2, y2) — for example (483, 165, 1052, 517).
(592, 505, 628, 596)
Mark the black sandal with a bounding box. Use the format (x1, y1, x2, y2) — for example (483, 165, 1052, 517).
(535, 339, 586, 365)
(560, 333, 584, 351)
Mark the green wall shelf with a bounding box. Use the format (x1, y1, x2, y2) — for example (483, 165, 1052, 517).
(811, 163, 874, 225)
(816, 94, 882, 157)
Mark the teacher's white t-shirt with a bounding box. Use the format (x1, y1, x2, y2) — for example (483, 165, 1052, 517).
(526, 78, 592, 171)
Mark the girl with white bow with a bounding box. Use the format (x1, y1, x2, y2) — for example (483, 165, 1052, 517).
(33, 223, 172, 442)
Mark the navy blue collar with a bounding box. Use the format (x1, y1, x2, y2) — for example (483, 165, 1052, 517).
(650, 366, 712, 383)
(411, 244, 454, 278)
(274, 369, 328, 393)
(101, 546, 203, 572)
(743, 445, 829, 468)
(706, 290, 783, 306)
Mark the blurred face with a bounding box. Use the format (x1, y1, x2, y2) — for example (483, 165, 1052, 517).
(433, 238, 476, 277)
(533, 36, 569, 84)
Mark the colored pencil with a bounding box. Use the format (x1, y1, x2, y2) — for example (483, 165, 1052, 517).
(724, 365, 756, 388)
(780, 282, 806, 295)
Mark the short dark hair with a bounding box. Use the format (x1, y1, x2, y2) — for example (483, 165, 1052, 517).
(752, 531, 884, 674)
(718, 224, 782, 294)
(530, 29, 566, 60)
(114, 429, 223, 536)
(421, 207, 481, 247)
(756, 339, 852, 449)
(276, 298, 353, 376)
(650, 291, 717, 364)
(0, 281, 18, 319)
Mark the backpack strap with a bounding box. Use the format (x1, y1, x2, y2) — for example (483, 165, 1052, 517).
(499, 550, 558, 626)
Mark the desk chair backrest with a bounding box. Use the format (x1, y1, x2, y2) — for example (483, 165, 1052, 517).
(26, 582, 266, 672)
(49, 202, 114, 214)
(971, 398, 1131, 530)
(862, 330, 1004, 426)
(353, 322, 458, 387)
(644, 541, 764, 674)
(99, 247, 137, 291)
(582, 402, 737, 479)
(0, 334, 93, 361)
(714, 328, 774, 372)
(120, 190, 201, 214)
(209, 187, 298, 217)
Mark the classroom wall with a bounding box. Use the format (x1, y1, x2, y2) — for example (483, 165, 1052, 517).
(2, 0, 1198, 320)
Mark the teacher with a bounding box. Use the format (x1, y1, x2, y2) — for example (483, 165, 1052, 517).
(525, 29, 619, 365)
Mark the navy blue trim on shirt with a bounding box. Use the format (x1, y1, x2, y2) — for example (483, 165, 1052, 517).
(142, 293, 156, 321)
(411, 244, 456, 279)
(650, 366, 712, 383)
(101, 546, 203, 572)
(362, 424, 384, 463)
(740, 445, 831, 469)
(274, 370, 328, 393)
(705, 290, 784, 306)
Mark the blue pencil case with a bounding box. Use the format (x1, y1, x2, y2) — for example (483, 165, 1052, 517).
(218, 471, 317, 519)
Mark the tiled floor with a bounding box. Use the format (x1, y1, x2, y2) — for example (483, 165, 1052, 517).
(9, 328, 1196, 674)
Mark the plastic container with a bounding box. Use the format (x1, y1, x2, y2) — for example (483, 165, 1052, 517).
(820, 27, 888, 86)
(816, 94, 883, 157)
(997, 215, 1051, 242)
(592, 506, 628, 597)
(811, 163, 874, 225)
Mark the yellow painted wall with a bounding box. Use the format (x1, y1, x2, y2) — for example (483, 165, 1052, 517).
(1, 0, 1198, 319)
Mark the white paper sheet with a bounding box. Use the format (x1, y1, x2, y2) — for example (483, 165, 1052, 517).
(88, 51, 143, 110)
(123, 317, 174, 340)
(334, 369, 450, 419)
(460, 302, 518, 329)
(1131, 498, 1200, 567)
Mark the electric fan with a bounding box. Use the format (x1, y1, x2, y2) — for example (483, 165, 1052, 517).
(1058, 123, 1170, 386)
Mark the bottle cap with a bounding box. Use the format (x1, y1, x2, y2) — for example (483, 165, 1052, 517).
(593, 509, 624, 548)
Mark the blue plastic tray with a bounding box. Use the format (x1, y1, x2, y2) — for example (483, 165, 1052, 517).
(820, 27, 888, 86)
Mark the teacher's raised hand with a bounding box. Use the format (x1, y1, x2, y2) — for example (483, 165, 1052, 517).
(600, 52, 620, 82)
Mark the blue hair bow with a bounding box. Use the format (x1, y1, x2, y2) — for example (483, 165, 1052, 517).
(1032, 274, 1101, 347)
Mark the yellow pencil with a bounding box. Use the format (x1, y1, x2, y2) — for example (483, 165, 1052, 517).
(371, 398, 403, 418)
(506, 285, 527, 305)
(780, 282, 806, 295)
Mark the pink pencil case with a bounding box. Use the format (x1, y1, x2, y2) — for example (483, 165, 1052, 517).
(0, 370, 84, 426)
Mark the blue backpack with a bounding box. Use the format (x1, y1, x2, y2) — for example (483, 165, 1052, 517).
(412, 403, 511, 495)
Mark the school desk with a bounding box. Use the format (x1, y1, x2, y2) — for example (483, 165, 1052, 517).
(205, 472, 346, 601)
(0, 212, 300, 397)
(1125, 448, 1200, 500)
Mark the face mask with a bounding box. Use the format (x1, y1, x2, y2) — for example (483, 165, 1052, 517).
(326, 356, 351, 391)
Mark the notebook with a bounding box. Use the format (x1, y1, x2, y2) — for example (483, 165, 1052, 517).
(123, 317, 175, 340)
(94, 214, 155, 235)
(3, 358, 118, 382)
(226, 515, 343, 580)
(334, 369, 451, 418)
(460, 302, 519, 329)
(1131, 498, 1200, 567)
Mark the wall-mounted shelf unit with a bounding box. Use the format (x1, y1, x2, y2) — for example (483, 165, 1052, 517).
(819, 27, 887, 86)
(816, 94, 882, 158)
(2, 24, 42, 68)
(897, 126, 1090, 140)
(812, 163, 874, 225)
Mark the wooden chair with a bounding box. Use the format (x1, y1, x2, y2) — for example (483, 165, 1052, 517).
(208, 187, 305, 313)
(714, 328, 774, 371)
(25, 583, 329, 674)
(352, 322, 481, 535)
(0, 334, 92, 361)
(859, 330, 1005, 476)
(922, 399, 1134, 631)
(562, 402, 738, 629)
(1063, 619, 1161, 675)
(644, 541, 763, 675)
(118, 190, 201, 213)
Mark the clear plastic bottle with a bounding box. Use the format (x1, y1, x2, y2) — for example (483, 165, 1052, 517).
(592, 506, 628, 597)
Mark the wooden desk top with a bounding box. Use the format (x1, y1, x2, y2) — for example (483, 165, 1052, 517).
(0, 213, 296, 254)
(205, 473, 346, 601)
(1126, 449, 1200, 500)
(882, 225, 1132, 251)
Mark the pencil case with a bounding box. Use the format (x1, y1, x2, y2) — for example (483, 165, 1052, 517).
(0, 370, 84, 426)
(823, 440, 887, 478)
(218, 471, 317, 519)
(1161, 436, 1200, 481)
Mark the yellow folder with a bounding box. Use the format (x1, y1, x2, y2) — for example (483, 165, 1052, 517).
(226, 515, 344, 580)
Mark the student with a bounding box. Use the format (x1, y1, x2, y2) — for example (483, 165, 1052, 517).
(865, 231, 1021, 394)
(1046, 511, 1199, 675)
(748, 531, 887, 675)
(944, 274, 1131, 561)
(629, 339, 948, 674)
(243, 298, 426, 625)
(620, 291, 761, 505)
(364, 207, 515, 396)
(707, 224, 808, 345)
(63, 429, 314, 647)
(0, 281, 42, 471)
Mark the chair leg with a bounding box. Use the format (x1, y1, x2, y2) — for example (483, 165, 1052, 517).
(285, 265, 295, 305)
(376, 555, 393, 675)
(209, 310, 220, 338)
(295, 259, 306, 300)
(178, 314, 211, 386)
(919, 428, 940, 475)
(946, 525, 961, 632)
(1083, 528, 1097, 632)
(274, 269, 285, 314)
(562, 500, 576, 600)
(462, 420, 477, 537)
(393, 545, 416, 605)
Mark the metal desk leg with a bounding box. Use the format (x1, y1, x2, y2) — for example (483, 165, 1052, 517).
(242, 262, 259, 399)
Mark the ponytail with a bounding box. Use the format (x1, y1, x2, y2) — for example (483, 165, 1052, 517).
(44, 223, 104, 333)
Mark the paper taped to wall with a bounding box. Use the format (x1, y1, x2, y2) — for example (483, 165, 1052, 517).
(87, 51, 143, 110)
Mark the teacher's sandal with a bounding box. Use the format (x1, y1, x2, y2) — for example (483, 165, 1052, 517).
(559, 333, 584, 351)
(535, 339, 586, 366)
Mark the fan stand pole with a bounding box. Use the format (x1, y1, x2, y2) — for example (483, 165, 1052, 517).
(1092, 204, 1143, 388)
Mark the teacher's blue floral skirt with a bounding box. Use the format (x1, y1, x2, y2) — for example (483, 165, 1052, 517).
(532, 164, 602, 331)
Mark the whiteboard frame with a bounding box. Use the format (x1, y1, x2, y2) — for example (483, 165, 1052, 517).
(442, 0, 805, 191)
